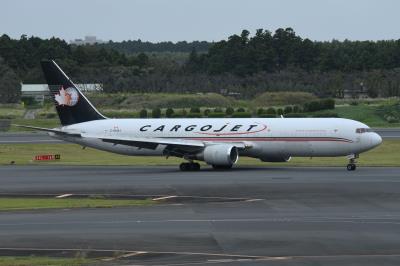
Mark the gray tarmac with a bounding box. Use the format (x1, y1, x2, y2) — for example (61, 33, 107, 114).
(375, 128, 400, 138)
(0, 127, 399, 144)
(0, 132, 62, 144)
(0, 166, 400, 265)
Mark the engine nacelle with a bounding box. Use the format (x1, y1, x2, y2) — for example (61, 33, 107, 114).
(199, 144, 239, 166)
(259, 155, 291, 162)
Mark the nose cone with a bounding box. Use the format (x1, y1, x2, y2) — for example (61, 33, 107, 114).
(370, 133, 383, 148)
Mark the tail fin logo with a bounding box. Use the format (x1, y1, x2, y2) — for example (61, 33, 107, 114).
(55, 86, 79, 106)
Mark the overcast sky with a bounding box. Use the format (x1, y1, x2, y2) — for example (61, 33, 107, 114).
(1, 0, 399, 42)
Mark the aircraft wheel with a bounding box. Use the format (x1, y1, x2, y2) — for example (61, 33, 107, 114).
(191, 163, 201, 171)
(212, 164, 233, 170)
(346, 163, 356, 171)
(180, 162, 200, 171)
(180, 163, 189, 171)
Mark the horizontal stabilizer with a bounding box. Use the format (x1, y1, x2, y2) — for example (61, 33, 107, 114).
(12, 124, 81, 137)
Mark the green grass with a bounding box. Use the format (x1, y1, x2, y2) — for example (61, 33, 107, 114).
(0, 143, 184, 165)
(0, 140, 399, 166)
(0, 256, 94, 266)
(0, 107, 25, 119)
(252, 91, 317, 107)
(101, 108, 139, 118)
(0, 198, 154, 211)
(335, 104, 400, 127)
(335, 97, 400, 106)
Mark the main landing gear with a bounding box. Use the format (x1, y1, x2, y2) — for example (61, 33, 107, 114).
(212, 164, 233, 170)
(179, 162, 233, 171)
(346, 154, 358, 171)
(179, 162, 201, 171)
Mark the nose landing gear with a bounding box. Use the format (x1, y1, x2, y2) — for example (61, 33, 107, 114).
(346, 154, 358, 171)
(347, 163, 356, 171)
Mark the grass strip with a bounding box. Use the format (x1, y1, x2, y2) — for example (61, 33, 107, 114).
(0, 198, 154, 211)
(0, 256, 95, 266)
(0, 140, 399, 167)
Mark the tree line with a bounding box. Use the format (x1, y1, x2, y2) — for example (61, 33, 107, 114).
(101, 98, 336, 119)
(0, 34, 150, 81)
(187, 28, 400, 75)
(1, 29, 400, 104)
(0, 34, 151, 102)
(99, 40, 212, 54)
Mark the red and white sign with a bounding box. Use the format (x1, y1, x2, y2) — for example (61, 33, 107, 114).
(34, 154, 61, 161)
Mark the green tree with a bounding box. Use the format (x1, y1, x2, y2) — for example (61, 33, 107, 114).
(166, 108, 174, 118)
(304, 101, 321, 112)
(190, 107, 200, 113)
(139, 109, 148, 118)
(181, 109, 187, 117)
(136, 53, 149, 67)
(226, 107, 234, 115)
(284, 106, 293, 114)
(272, 28, 301, 71)
(266, 107, 276, 115)
(186, 48, 201, 72)
(323, 99, 335, 109)
(152, 108, 161, 118)
(0, 57, 20, 103)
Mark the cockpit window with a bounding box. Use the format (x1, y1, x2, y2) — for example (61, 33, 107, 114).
(356, 128, 373, 133)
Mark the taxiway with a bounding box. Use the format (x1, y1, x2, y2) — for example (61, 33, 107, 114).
(0, 166, 399, 265)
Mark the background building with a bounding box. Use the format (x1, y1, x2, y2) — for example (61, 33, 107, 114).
(70, 36, 104, 45)
(343, 82, 369, 99)
(21, 83, 103, 104)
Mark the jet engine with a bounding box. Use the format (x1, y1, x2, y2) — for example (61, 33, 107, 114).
(198, 144, 239, 166)
(259, 155, 291, 162)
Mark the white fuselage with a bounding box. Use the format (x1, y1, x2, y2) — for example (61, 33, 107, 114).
(51, 117, 382, 162)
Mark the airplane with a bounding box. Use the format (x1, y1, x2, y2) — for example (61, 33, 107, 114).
(17, 60, 383, 171)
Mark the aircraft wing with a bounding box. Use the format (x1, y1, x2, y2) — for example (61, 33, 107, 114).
(98, 135, 205, 150)
(14, 124, 249, 156)
(89, 135, 248, 155)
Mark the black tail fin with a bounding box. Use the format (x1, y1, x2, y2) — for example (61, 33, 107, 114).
(41, 60, 106, 126)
